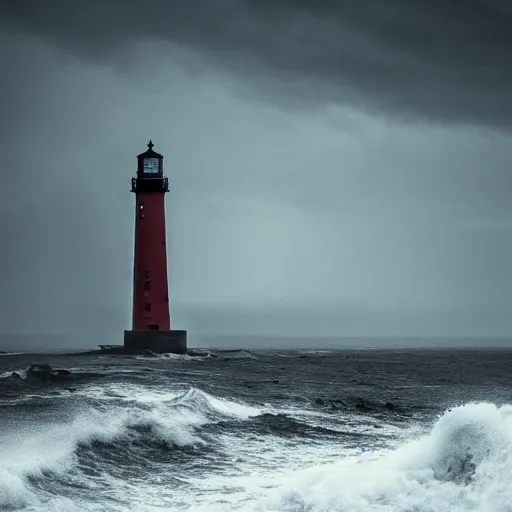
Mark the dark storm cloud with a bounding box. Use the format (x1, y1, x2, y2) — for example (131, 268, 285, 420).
(0, 35, 135, 347)
(1, 0, 511, 127)
(1, 1, 512, 349)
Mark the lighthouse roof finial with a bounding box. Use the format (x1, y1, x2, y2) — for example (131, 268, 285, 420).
(137, 139, 163, 159)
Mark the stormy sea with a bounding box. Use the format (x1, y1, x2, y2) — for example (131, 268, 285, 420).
(2, 347, 512, 511)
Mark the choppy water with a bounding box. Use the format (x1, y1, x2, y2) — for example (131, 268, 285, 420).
(2, 348, 512, 511)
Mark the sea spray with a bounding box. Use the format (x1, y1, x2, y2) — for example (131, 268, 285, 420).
(258, 402, 512, 512)
(0, 386, 262, 494)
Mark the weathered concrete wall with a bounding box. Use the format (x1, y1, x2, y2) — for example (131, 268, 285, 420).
(124, 330, 187, 354)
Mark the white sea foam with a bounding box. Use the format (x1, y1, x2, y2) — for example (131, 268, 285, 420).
(173, 387, 261, 418)
(7, 385, 509, 512)
(76, 382, 262, 417)
(257, 402, 512, 512)
(134, 352, 193, 361)
(0, 385, 262, 510)
(0, 467, 30, 509)
(0, 368, 26, 379)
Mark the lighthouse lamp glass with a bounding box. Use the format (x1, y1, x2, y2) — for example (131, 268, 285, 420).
(143, 158, 159, 174)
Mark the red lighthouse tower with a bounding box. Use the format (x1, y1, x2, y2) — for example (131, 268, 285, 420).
(123, 141, 187, 354)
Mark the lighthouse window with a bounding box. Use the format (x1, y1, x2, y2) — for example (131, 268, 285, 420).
(144, 271, 150, 279)
(145, 303, 152, 312)
(144, 280, 151, 291)
(139, 204, 144, 219)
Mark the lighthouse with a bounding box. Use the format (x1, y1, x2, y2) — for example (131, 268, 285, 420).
(123, 141, 187, 354)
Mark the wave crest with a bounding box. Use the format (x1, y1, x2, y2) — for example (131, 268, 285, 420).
(0, 386, 261, 504)
(171, 387, 261, 419)
(259, 402, 512, 512)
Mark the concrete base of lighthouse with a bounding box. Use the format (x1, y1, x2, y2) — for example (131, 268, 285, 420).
(123, 330, 187, 354)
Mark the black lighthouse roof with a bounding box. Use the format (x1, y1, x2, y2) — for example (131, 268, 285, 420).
(137, 140, 163, 159)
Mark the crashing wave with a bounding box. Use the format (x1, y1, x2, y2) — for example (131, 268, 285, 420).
(0, 369, 27, 380)
(134, 351, 193, 361)
(170, 387, 261, 419)
(0, 385, 262, 509)
(218, 349, 257, 360)
(257, 402, 512, 512)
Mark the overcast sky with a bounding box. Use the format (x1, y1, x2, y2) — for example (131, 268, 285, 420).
(1, 1, 511, 348)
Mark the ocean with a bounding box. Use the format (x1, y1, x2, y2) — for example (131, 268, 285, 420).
(1, 347, 512, 511)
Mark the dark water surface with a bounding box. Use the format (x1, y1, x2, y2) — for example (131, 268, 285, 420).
(1, 348, 512, 511)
